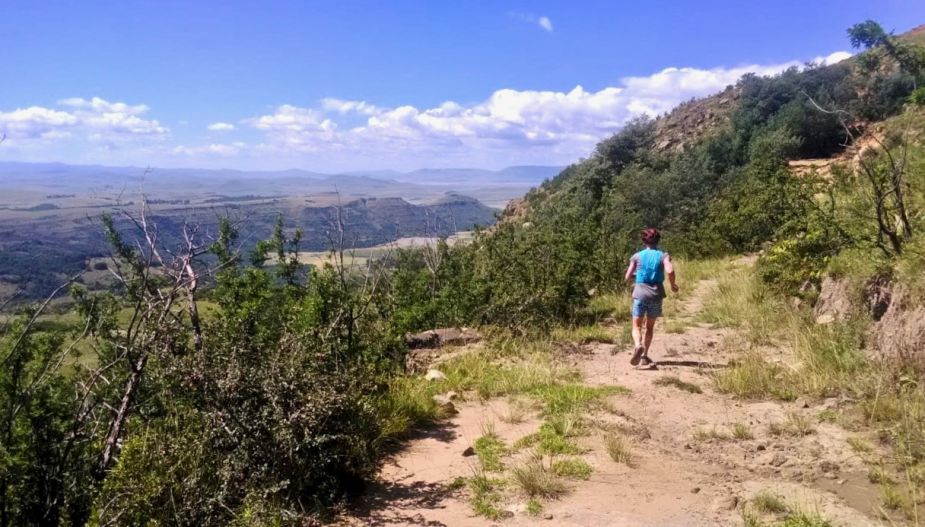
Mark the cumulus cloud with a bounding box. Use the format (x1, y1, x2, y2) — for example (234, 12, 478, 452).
(510, 12, 554, 32)
(0, 51, 854, 169)
(173, 142, 246, 156)
(207, 122, 236, 131)
(0, 96, 168, 145)
(238, 52, 851, 167)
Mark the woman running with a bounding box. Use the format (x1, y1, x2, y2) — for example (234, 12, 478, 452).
(623, 228, 679, 367)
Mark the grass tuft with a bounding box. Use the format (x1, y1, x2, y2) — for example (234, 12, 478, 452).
(468, 472, 505, 520)
(603, 432, 633, 465)
(551, 457, 593, 480)
(768, 412, 814, 437)
(474, 427, 507, 472)
(693, 426, 730, 441)
(511, 458, 569, 498)
(733, 422, 755, 440)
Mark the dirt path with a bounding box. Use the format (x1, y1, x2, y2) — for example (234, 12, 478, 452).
(340, 273, 886, 526)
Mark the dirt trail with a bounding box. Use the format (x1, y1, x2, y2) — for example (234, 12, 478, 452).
(340, 271, 885, 526)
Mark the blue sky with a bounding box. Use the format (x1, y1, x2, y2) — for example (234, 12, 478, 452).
(1, 0, 923, 171)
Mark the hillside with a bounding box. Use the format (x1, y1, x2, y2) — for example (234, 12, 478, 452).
(3, 18, 925, 527)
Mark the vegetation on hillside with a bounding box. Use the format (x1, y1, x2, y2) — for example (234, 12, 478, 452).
(1, 19, 924, 526)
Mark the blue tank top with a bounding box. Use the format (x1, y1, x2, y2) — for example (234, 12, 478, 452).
(635, 248, 664, 285)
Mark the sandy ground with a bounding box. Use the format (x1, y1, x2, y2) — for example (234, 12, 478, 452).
(338, 275, 888, 527)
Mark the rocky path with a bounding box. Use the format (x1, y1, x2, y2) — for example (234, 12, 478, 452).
(340, 272, 886, 526)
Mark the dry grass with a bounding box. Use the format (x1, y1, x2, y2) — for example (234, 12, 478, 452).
(692, 426, 730, 441)
(603, 432, 633, 465)
(768, 412, 815, 437)
(732, 423, 755, 440)
(511, 458, 569, 498)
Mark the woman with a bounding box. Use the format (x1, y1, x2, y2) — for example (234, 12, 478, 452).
(623, 228, 679, 367)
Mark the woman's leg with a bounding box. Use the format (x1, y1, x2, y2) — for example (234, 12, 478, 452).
(632, 316, 644, 349)
(643, 316, 657, 353)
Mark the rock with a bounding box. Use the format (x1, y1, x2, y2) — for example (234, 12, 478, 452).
(499, 510, 514, 519)
(756, 443, 767, 451)
(691, 487, 701, 494)
(425, 369, 447, 381)
(712, 496, 739, 512)
(814, 277, 853, 324)
(770, 453, 787, 467)
(444, 390, 460, 401)
(819, 460, 840, 473)
(462, 446, 475, 457)
(437, 401, 457, 415)
(543, 512, 554, 520)
(432, 395, 457, 415)
(795, 397, 811, 409)
(407, 328, 483, 349)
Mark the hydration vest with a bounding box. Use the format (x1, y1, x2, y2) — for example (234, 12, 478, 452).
(635, 248, 664, 285)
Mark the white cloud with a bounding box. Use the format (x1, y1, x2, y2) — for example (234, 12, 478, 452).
(0, 50, 854, 170)
(538, 16, 553, 32)
(0, 97, 168, 145)
(173, 142, 246, 156)
(238, 52, 851, 168)
(207, 122, 236, 131)
(510, 12, 554, 32)
(816, 51, 852, 65)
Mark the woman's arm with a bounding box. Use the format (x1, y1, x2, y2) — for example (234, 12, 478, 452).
(664, 254, 679, 293)
(624, 258, 637, 284)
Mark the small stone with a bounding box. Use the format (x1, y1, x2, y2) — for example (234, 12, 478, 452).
(543, 513, 554, 520)
(770, 453, 787, 467)
(712, 495, 739, 512)
(691, 487, 701, 494)
(444, 390, 460, 401)
(425, 369, 447, 381)
(756, 444, 767, 451)
(499, 510, 514, 519)
(432, 395, 457, 416)
(462, 446, 475, 457)
(819, 460, 840, 473)
(795, 397, 811, 409)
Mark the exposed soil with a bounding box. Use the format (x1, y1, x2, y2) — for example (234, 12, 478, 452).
(338, 271, 888, 526)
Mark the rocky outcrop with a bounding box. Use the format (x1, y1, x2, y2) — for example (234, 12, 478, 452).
(871, 286, 925, 368)
(817, 276, 925, 367)
(405, 328, 483, 373)
(814, 277, 855, 324)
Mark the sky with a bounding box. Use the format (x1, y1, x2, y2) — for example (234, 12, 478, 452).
(1, 0, 923, 172)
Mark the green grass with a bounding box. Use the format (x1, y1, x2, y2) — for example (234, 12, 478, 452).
(551, 457, 593, 480)
(653, 375, 702, 394)
(751, 492, 789, 514)
(744, 492, 835, 527)
(551, 325, 615, 344)
(468, 473, 506, 520)
(474, 427, 507, 472)
(532, 383, 628, 417)
(714, 352, 796, 401)
(526, 498, 543, 517)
